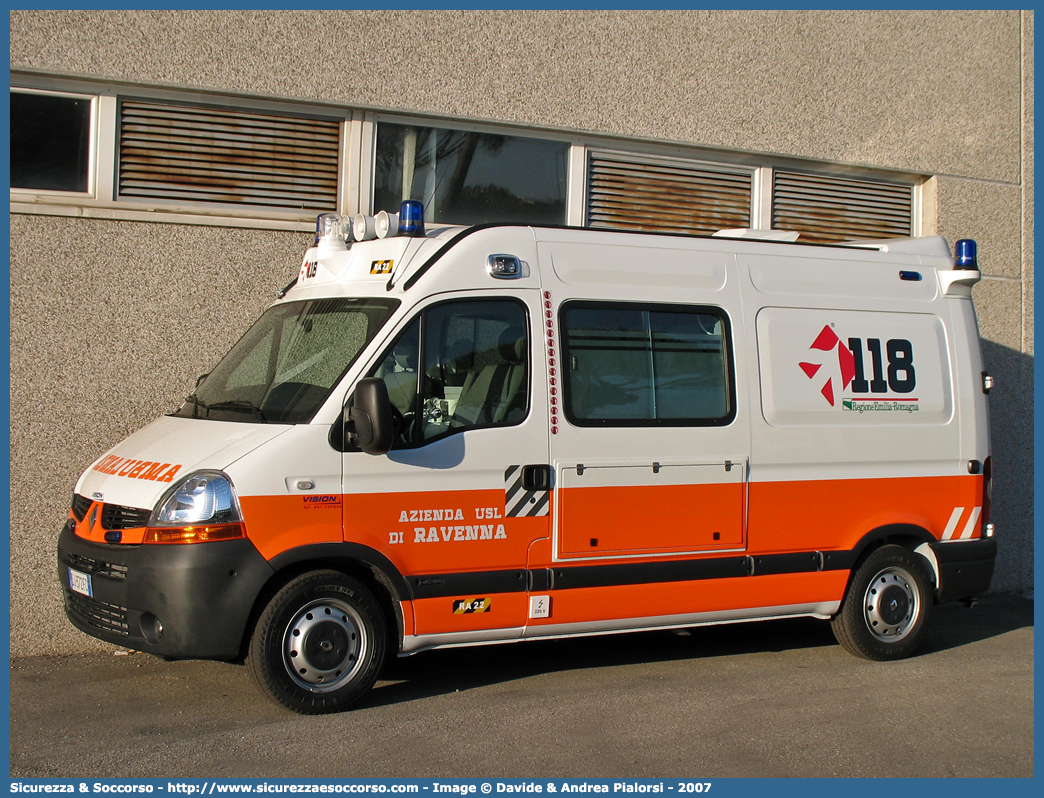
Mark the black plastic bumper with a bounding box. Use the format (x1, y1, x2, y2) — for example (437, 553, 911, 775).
(57, 522, 275, 660)
(930, 537, 997, 603)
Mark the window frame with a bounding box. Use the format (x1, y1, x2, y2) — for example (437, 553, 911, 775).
(114, 95, 344, 214)
(10, 75, 347, 232)
(361, 295, 532, 450)
(558, 299, 737, 428)
(369, 112, 574, 228)
(769, 167, 917, 244)
(10, 87, 100, 199)
(585, 148, 757, 235)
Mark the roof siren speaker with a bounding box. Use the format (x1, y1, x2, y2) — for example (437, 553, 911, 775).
(353, 214, 377, 241)
(375, 210, 399, 239)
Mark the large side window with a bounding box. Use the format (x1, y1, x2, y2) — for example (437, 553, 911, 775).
(374, 122, 568, 226)
(368, 299, 529, 447)
(561, 302, 733, 426)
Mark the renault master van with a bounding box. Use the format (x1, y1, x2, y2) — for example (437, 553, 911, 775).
(59, 201, 996, 713)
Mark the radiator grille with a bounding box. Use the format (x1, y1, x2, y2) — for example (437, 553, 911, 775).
(101, 504, 152, 531)
(67, 552, 129, 581)
(71, 494, 92, 522)
(66, 592, 130, 637)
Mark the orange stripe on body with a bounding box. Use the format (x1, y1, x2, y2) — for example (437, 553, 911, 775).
(239, 494, 344, 561)
(341, 490, 544, 576)
(746, 474, 984, 553)
(238, 473, 982, 640)
(558, 481, 744, 557)
(413, 593, 529, 635)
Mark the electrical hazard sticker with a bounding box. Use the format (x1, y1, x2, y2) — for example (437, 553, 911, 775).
(453, 598, 491, 614)
(370, 259, 394, 274)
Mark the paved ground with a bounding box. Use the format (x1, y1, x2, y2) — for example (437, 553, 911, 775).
(9, 594, 1033, 779)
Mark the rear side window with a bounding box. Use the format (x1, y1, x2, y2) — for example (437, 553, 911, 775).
(754, 306, 953, 426)
(560, 301, 733, 426)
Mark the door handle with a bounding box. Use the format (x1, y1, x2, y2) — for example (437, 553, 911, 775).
(522, 464, 552, 491)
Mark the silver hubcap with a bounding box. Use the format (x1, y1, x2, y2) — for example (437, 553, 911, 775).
(863, 566, 920, 642)
(283, 598, 367, 692)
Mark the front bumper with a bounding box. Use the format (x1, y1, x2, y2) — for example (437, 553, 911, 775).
(57, 521, 275, 660)
(930, 537, 997, 603)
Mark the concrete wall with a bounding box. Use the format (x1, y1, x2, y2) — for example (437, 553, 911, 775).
(9, 10, 1033, 656)
(9, 218, 309, 655)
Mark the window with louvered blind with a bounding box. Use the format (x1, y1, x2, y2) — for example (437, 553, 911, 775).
(772, 171, 913, 244)
(118, 101, 340, 211)
(586, 151, 753, 235)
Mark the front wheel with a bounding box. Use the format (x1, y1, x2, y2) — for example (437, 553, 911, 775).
(831, 545, 933, 661)
(247, 570, 386, 714)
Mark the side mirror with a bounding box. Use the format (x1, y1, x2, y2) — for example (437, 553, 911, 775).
(347, 378, 394, 455)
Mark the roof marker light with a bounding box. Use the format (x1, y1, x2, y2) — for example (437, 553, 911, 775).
(712, 228, 800, 242)
(954, 239, 978, 270)
(375, 210, 399, 239)
(398, 200, 425, 237)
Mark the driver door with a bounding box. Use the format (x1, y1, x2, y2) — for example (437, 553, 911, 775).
(341, 292, 551, 645)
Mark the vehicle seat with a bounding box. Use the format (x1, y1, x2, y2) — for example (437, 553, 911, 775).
(383, 350, 418, 414)
(450, 328, 526, 428)
(441, 339, 474, 389)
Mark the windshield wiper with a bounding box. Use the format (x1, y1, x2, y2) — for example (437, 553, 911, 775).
(193, 397, 267, 423)
(184, 393, 204, 419)
(206, 400, 267, 423)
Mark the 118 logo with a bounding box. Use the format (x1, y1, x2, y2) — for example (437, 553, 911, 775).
(800, 325, 916, 406)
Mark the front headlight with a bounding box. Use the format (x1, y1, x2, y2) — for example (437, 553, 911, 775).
(147, 471, 245, 544)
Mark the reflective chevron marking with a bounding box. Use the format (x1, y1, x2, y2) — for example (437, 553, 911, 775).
(504, 465, 550, 517)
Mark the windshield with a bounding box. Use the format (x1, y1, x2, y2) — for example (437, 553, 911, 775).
(173, 298, 399, 424)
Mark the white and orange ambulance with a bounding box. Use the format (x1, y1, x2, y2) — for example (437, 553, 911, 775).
(59, 201, 996, 713)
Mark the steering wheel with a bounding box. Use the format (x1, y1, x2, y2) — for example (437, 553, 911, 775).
(388, 403, 414, 444)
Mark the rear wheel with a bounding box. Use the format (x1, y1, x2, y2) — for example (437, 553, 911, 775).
(248, 570, 386, 714)
(832, 545, 933, 661)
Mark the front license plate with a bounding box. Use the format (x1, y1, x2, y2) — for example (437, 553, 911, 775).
(68, 568, 93, 597)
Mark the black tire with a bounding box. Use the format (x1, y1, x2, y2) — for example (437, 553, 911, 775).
(247, 570, 386, 714)
(831, 544, 933, 661)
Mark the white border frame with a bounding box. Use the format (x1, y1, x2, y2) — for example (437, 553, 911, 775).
(10, 87, 101, 200)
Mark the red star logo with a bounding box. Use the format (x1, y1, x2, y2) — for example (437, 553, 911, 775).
(799, 325, 855, 406)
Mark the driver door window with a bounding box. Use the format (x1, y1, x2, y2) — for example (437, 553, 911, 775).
(368, 299, 529, 448)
